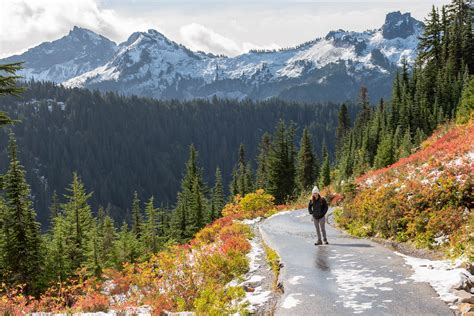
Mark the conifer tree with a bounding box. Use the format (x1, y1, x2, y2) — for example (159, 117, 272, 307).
(374, 133, 394, 169)
(46, 214, 69, 283)
(1, 135, 42, 293)
(210, 167, 224, 221)
(131, 191, 142, 238)
(0, 63, 25, 127)
(113, 222, 140, 267)
(100, 214, 116, 266)
(49, 190, 60, 228)
(336, 104, 351, 150)
(62, 173, 93, 271)
(296, 128, 316, 192)
(142, 196, 159, 253)
(267, 120, 296, 203)
(256, 133, 271, 190)
(85, 221, 102, 277)
(319, 143, 331, 188)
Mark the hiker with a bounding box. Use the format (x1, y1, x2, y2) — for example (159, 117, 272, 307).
(308, 186, 329, 245)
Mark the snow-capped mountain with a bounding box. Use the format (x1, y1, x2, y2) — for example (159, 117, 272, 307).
(1, 26, 117, 83)
(2, 11, 423, 103)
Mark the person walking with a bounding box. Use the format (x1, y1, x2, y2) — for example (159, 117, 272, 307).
(308, 186, 329, 245)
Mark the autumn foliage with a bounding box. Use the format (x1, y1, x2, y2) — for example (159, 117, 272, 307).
(0, 189, 278, 314)
(337, 121, 474, 259)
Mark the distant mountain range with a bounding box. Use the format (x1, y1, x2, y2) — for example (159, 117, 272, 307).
(1, 11, 423, 103)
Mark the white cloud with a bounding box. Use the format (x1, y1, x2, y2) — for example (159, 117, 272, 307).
(0, 0, 151, 57)
(0, 0, 450, 58)
(180, 23, 280, 56)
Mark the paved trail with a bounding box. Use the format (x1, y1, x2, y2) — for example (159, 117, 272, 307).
(259, 209, 453, 316)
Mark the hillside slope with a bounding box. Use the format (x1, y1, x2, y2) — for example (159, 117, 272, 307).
(337, 120, 473, 259)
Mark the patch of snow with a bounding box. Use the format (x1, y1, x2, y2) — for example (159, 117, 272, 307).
(333, 266, 393, 313)
(241, 217, 262, 225)
(281, 293, 302, 309)
(288, 275, 305, 285)
(245, 275, 265, 283)
(395, 252, 470, 305)
(244, 286, 272, 310)
(247, 238, 264, 273)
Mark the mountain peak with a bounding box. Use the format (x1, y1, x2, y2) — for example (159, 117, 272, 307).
(382, 11, 423, 39)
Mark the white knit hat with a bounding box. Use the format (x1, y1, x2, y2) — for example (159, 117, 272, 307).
(312, 186, 320, 194)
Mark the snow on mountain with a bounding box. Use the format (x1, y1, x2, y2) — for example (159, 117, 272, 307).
(3, 11, 423, 102)
(0, 26, 117, 83)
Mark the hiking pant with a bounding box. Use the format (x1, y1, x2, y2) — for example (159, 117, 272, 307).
(313, 216, 327, 241)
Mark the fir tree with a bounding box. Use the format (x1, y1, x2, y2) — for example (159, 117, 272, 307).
(374, 133, 394, 169)
(142, 196, 159, 253)
(336, 103, 351, 151)
(296, 128, 316, 191)
(319, 143, 331, 188)
(1, 134, 42, 294)
(49, 190, 60, 228)
(267, 120, 296, 203)
(62, 173, 94, 271)
(255, 133, 271, 190)
(210, 167, 225, 221)
(0, 63, 25, 127)
(131, 191, 142, 238)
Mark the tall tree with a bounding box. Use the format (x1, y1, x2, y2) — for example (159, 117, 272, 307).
(1, 134, 42, 294)
(210, 167, 225, 221)
(142, 196, 159, 253)
(296, 128, 316, 192)
(62, 173, 94, 271)
(130, 191, 142, 238)
(255, 133, 272, 190)
(319, 143, 331, 188)
(336, 103, 351, 151)
(0, 63, 24, 127)
(267, 120, 296, 203)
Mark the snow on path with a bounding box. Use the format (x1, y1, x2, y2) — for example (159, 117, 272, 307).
(395, 252, 471, 306)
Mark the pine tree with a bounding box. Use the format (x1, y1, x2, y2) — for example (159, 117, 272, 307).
(319, 143, 331, 188)
(399, 129, 414, 158)
(1, 134, 42, 294)
(100, 215, 116, 267)
(267, 120, 296, 203)
(171, 145, 206, 242)
(296, 128, 316, 192)
(131, 191, 142, 238)
(374, 133, 394, 169)
(210, 167, 225, 221)
(230, 144, 253, 196)
(85, 220, 102, 277)
(62, 173, 94, 271)
(0, 63, 25, 127)
(255, 133, 271, 190)
(113, 222, 140, 267)
(49, 190, 60, 228)
(46, 214, 70, 283)
(336, 104, 351, 151)
(142, 196, 159, 253)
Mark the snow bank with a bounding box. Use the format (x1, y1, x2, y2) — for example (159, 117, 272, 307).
(395, 252, 470, 305)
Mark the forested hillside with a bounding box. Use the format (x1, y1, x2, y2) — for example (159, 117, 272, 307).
(0, 82, 358, 225)
(335, 0, 473, 258)
(336, 0, 472, 182)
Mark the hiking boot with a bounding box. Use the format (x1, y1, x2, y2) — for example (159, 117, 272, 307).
(315, 240, 322, 245)
(323, 240, 329, 245)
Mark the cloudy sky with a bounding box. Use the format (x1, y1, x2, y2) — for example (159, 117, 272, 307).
(0, 0, 450, 58)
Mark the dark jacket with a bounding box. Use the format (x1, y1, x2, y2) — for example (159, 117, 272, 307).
(308, 196, 328, 219)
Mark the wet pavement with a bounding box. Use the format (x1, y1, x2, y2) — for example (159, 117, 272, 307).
(259, 209, 453, 316)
